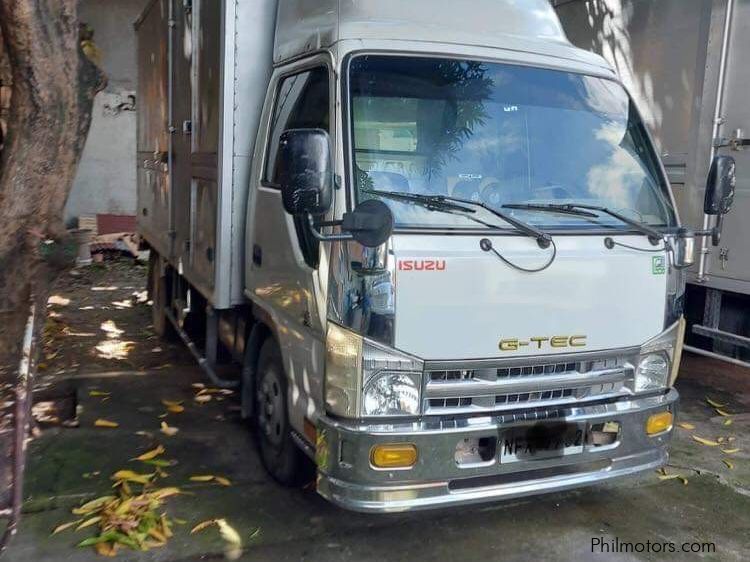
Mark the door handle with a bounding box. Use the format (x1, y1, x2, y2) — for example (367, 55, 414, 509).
(252, 244, 262, 267)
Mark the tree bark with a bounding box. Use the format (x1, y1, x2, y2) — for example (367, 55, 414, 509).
(0, 0, 105, 548)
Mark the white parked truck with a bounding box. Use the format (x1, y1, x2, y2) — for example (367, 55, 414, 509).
(135, 0, 736, 512)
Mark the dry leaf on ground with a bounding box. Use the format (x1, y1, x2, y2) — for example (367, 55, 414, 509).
(160, 421, 179, 436)
(691, 435, 720, 447)
(132, 445, 165, 462)
(94, 419, 119, 428)
(189, 475, 215, 482)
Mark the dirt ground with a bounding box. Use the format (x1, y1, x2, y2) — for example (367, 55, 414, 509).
(4, 258, 750, 561)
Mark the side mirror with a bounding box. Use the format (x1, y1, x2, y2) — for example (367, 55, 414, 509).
(704, 155, 736, 215)
(703, 155, 736, 245)
(342, 200, 394, 248)
(278, 129, 333, 216)
(671, 228, 695, 269)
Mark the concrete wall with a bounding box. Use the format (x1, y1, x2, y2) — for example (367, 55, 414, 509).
(65, 0, 150, 224)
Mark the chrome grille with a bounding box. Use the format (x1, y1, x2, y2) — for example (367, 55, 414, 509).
(424, 352, 636, 415)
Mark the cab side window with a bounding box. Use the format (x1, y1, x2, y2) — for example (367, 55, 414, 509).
(264, 67, 330, 186)
(264, 66, 330, 268)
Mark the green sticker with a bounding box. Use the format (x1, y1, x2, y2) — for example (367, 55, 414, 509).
(652, 256, 666, 275)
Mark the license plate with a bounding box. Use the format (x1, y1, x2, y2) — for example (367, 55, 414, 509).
(500, 423, 585, 463)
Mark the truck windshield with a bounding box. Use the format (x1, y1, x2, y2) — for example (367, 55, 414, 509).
(348, 55, 677, 231)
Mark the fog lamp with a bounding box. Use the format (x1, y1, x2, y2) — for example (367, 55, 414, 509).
(646, 411, 673, 435)
(370, 443, 418, 469)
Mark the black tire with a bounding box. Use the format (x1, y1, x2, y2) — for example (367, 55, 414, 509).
(255, 339, 315, 487)
(148, 251, 175, 339)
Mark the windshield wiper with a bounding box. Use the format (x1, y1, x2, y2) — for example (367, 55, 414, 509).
(365, 189, 552, 248)
(502, 203, 663, 242)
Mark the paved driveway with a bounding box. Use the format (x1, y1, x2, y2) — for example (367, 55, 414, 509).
(5, 262, 749, 561)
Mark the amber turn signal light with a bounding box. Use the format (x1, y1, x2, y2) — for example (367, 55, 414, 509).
(370, 443, 418, 469)
(646, 411, 673, 435)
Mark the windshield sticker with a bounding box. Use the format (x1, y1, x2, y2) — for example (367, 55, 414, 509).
(652, 256, 666, 275)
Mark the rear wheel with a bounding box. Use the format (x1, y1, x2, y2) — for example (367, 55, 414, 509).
(255, 339, 314, 486)
(148, 251, 174, 339)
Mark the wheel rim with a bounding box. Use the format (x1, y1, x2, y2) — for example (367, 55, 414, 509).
(258, 367, 285, 448)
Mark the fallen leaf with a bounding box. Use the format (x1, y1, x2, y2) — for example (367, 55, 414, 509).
(111, 470, 153, 485)
(148, 527, 168, 543)
(691, 435, 720, 447)
(76, 516, 103, 530)
(51, 520, 82, 535)
(151, 487, 181, 499)
(723, 459, 734, 470)
(216, 519, 242, 546)
(161, 514, 173, 538)
(215, 476, 232, 487)
(72, 496, 116, 515)
(141, 458, 175, 468)
(724, 419, 733, 426)
(190, 519, 217, 534)
(194, 394, 211, 403)
(721, 448, 740, 454)
(191, 383, 206, 390)
(167, 404, 185, 414)
(706, 397, 726, 408)
(132, 445, 165, 462)
(160, 421, 179, 436)
(95, 542, 118, 557)
(658, 474, 681, 481)
(715, 408, 733, 417)
(94, 419, 119, 428)
(190, 475, 215, 482)
(162, 399, 184, 408)
(677, 422, 695, 430)
(89, 391, 111, 397)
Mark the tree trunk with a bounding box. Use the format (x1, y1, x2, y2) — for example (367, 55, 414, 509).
(0, 0, 105, 549)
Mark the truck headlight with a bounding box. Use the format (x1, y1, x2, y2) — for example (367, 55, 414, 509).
(325, 323, 423, 418)
(633, 318, 686, 393)
(635, 352, 670, 392)
(363, 373, 420, 416)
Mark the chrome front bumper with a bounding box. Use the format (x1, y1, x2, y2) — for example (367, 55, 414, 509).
(316, 389, 678, 512)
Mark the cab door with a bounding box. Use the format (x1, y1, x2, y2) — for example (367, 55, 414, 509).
(246, 58, 334, 432)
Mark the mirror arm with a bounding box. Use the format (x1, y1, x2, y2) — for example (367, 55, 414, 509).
(693, 224, 723, 246)
(314, 219, 343, 228)
(306, 214, 354, 242)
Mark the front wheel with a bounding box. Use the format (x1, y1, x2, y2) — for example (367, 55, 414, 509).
(255, 339, 314, 487)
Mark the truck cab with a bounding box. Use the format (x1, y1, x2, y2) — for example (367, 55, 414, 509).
(137, 0, 736, 512)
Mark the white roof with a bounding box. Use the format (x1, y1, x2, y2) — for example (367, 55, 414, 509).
(274, 0, 606, 70)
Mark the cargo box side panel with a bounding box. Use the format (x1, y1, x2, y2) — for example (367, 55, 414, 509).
(164, 0, 222, 303)
(705, 0, 750, 291)
(136, 0, 172, 258)
(217, 0, 278, 308)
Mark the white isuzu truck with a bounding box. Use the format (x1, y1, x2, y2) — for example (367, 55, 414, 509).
(135, 0, 736, 512)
